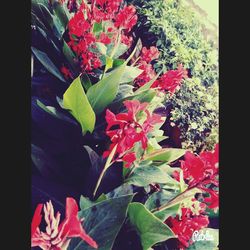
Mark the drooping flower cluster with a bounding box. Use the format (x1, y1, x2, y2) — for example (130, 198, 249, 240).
(152, 64, 188, 94)
(166, 144, 219, 249)
(31, 197, 98, 250)
(135, 47, 187, 94)
(64, 0, 137, 73)
(104, 100, 163, 167)
(166, 206, 209, 249)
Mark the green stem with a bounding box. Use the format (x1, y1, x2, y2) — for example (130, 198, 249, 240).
(150, 187, 202, 213)
(93, 144, 118, 198)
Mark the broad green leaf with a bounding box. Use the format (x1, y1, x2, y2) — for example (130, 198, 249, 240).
(128, 202, 175, 250)
(86, 64, 126, 114)
(126, 165, 176, 187)
(79, 194, 107, 210)
(63, 76, 96, 134)
(187, 228, 219, 250)
(95, 42, 107, 55)
(145, 189, 181, 221)
(69, 194, 134, 250)
(133, 88, 157, 103)
(120, 66, 143, 83)
(31, 47, 66, 82)
(106, 183, 134, 198)
(50, 0, 69, 28)
(143, 148, 186, 163)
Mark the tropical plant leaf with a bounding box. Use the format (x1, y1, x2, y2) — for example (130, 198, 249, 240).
(63, 76, 96, 134)
(68, 194, 134, 250)
(128, 202, 175, 250)
(31, 47, 66, 82)
(126, 164, 176, 187)
(86, 64, 126, 114)
(143, 148, 186, 163)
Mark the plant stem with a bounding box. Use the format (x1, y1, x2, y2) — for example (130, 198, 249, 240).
(93, 144, 118, 198)
(150, 187, 202, 213)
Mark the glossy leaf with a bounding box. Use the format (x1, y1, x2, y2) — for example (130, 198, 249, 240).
(63, 76, 96, 134)
(68, 194, 134, 250)
(86, 64, 126, 114)
(128, 202, 175, 250)
(31, 47, 66, 82)
(143, 148, 186, 163)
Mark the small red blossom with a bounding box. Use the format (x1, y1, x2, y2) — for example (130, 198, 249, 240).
(31, 203, 43, 237)
(68, 11, 91, 37)
(61, 66, 73, 80)
(140, 46, 160, 63)
(104, 100, 163, 167)
(135, 61, 157, 87)
(166, 207, 209, 249)
(115, 5, 138, 31)
(121, 34, 133, 47)
(31, 198, 98, 250)
(98, 32, 112, 44)
(152, 64, 188, 94)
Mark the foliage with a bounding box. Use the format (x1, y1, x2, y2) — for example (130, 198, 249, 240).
(31, 1, 219, 250)
(127, 0, 219, 152)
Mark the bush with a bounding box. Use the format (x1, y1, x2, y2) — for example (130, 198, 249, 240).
(127, 0, 219, 152)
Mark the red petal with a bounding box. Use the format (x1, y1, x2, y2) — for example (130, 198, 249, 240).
(31, 204, 43, 237)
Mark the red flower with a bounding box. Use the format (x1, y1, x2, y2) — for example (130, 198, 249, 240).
(140, 46, 160, 63)
(166, 207, 209, 249)
(31, 204, 43, 237)
(152, 64, 188, 94)
(135, 61, 157, 87)
(68, 11, 91, 37)
(115, 5, 138, 31)
(203, 188, 219, 211)
(98, 32, 112, 44)
(31, 198, 98, 250)
(121, 34, 133, 47)
(104, 100, 163, 167)
(61, 66, 73, 80)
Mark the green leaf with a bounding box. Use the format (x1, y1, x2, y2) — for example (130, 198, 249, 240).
(95, 42, 107, 55)
(62, 41, 77, 72)
(187, 228, 219, 250)
(145, 189, 181, 221)
(69, 194, 134, 250)
(128, 202, 175, 250)
(50, 0, 69, 29)
(143, 148, 186, 163)
(113, 58, 125, 67)
(120, 66, 143, 83)
(80, 74, 92, 91)
(86, 64, 126, 114)
(93, 22, 103, 34)
(126, 164, 176, 187)
(79, 194, 107, 210)
(105, 56, 113, 71)
(31, 47, 66, 82)
(63, 76, 96, 134)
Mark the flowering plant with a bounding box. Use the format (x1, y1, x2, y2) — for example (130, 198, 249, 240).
(31, 1, 219, 250)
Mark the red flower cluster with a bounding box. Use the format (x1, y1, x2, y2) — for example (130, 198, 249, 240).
(152, 64, 188, 94)
(66, 1, 138, 73)
(174, 144, 219, 211)
(61, 66, 73, 80)
(166, 207, 209, 249)
(140, 46, 160, 63)
(31, 198, 98, 250)
(115, 5, 138, 31)
(104, 100, 163, 168)
(135, 46, 159, 87)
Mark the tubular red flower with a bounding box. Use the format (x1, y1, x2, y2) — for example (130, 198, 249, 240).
(151, 64, 188, 94)
(104, 100, 163, 167)
(140, 46, 160, 63)
(31, 198, 98, 250)
(31, 204, 43, 237)
(114, 5, 138, 31)
(61, 66, 73, 80)
(166, 207, 209, 249)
